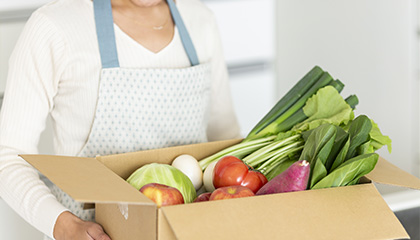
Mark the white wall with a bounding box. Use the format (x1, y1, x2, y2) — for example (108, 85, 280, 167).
(204, 0, 276, 136)
(276, 0, 419, 176)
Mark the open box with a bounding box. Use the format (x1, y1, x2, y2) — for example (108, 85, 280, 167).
(21, 138, 420, 240)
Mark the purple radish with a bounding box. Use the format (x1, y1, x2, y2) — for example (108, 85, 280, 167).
(256, 160, 310, 195)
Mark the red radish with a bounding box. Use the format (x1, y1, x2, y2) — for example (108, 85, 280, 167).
(256, 160, 310, 195)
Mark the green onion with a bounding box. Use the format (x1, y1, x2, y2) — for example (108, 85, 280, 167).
(329, 79, 345, 93)
(246, 66, 324, 139)
(345, 95, 359, 109)
(247, 71, 334, 140)
(198, 135, 276, 170)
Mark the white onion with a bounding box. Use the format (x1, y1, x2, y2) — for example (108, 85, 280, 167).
(171, 154, 203, 191)
(203, 160, 218, 192)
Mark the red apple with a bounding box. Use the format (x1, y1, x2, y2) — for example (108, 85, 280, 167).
(209, 185, 255, 201)
(194, 192, 212, 202)
(140, 183, 184, 207)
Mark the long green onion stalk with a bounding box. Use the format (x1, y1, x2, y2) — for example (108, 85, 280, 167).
(198, 135, 277, 170)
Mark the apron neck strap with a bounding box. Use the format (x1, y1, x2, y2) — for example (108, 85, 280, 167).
(167, 0, 199, 66)
(93, 0, 119, 68)
(93, 0, 200, 68)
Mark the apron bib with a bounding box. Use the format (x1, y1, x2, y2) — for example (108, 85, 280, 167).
(48, 0, 210, 230)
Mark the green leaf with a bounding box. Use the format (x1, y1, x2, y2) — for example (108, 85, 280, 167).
(347, 177, 362, 186)
(299, 124, 337, 166)
(293, 86, 355, 133)
(330, 138, 350, 171)
(369, 120, 392, 153)
(308, 131, 336, 187)
(310, 158, 328, 188)
(357, 141, 374, 155)
(299, 124, 337, 187)
(311, 153, 379, 189)
(345, 115, 372, 160)
(324, 126, 349, 172)
(301, 128, 315, 142)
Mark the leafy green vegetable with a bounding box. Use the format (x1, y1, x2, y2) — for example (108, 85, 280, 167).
(340, 117, 392, 156)
(298, 120, 380, 188)
(344, 115, 372, 160)
(299, 124, 336, 164)
(369, 120, 392, 153)
(293, 86, 354, 133)
(357, 141, 374, 155)
(311, 153, 379, 189)
(330, 138, 350, 172)
(324, 127, 349, 172)
(310, 158, 328, 188)
(273, 87, 356, 144)
(299, 124, 337, 187)
(329, 115, 372, 172)
(198, 66, 390, 192)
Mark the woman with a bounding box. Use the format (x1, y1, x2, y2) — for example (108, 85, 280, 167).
(0, 0, 240, 239)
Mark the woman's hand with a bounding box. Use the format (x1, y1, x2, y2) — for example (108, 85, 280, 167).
(53, 211, 111, 240)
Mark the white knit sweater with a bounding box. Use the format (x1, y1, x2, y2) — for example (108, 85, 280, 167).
(0, 0, 240, 238)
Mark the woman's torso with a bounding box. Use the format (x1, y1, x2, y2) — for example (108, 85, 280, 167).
(38, 0, 216, 155)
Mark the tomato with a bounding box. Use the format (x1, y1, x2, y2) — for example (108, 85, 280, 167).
(213, 156, 268, 193)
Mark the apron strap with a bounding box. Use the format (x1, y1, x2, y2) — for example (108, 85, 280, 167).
(93, 0, 200, 68)
(93, 0, 120, 68)
(167, 0, 199, 66)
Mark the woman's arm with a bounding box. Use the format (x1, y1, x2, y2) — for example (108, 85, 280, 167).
(0, 10, 68, 238)
(0, 10, 110, 239)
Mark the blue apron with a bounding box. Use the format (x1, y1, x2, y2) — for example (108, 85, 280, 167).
(48, 0, 211, 231)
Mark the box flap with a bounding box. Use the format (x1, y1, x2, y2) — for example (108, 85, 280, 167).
(161, 184, 408, 240)
(96, 203, 157, 240)
(158, 209, 177, 240)
(20, 154, 153, 205)
(366, 157, 420, 190)
(97, 138, 242, 179)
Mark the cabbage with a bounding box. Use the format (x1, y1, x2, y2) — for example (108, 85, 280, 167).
(127, 163, 197, 203)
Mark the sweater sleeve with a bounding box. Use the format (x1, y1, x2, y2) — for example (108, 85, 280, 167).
(0, 11, 69, 238)
(206, 17, 241, 141)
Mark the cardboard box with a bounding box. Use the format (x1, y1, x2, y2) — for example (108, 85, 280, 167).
(21, 139, 420, 240)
